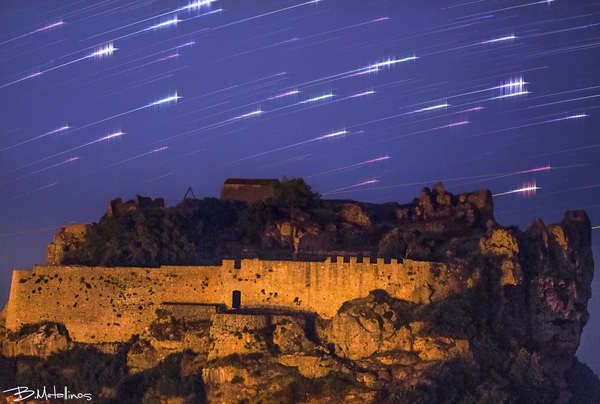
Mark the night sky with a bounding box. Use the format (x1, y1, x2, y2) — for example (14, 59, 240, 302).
(0, 0, 598, 374)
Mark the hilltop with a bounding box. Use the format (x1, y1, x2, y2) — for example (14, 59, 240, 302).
(46, 179, 495, 267)
(0, 179, 598, 404)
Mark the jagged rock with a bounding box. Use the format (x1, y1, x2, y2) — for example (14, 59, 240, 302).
(396, 207, 410, 221)
(128, 318, 210, 372)
(127, 337, 189, 373)
(374, 350, 421, 367)
(341, 203, 371, 227)
(318, 291, 474, 373)
(279, 221, 292, 237)
(466, 189, 494, 220)
(432, 182, 445, 195)
(413, 336, 470, 361)
(436, 193, 452, 207)
(480, 228, 522, 286)
(513, 210, 594, 403)
(207, 314, 269, 360)
(319, 291, 416, 360)
(277, 354, 346, 378)
(432, 182, 453, 207)
(45, 184, 504, 267)
(272, 316, 317, 354)
(419, 187, 434, 214)
(46, 223, 90, 265)
(480, 228, 519, 257)
(93, 342, 120, 355)
(154, 398, 188, 404)
(2, 322, 71, 358)
(316, 391, 378, 404)
(127, 339, 165, 373)
(182, 329, 210, 354)
(107, 195, 164, 218)
(202, 359, 295, 404)
(202, 366, 257, 386)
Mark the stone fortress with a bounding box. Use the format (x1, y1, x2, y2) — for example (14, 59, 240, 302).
(0, 180, 594, 404)
(4, 257, 474, 344)
(1, 179, 500, 360)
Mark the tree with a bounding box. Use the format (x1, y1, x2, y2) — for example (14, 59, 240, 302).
(267, 177, 320, 209)
(238, 201, 278, 245)
(266, 177, 320, 247)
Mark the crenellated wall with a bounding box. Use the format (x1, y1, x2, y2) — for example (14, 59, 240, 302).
(4, 257, 477, 344)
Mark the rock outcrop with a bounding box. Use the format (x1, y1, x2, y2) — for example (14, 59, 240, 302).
(513, 210, 595, 403)
(45, 181, 500, 267)
(318, 292, 471, 363)
(341, 203, 371, 227)
(480, 227, 522, 286)
(107, 194, 165, 218)
(1, 322, 71, 358)
(0, 184, 597, 404)
(46, 223, 90, 265)
(126, 314, 211, 373)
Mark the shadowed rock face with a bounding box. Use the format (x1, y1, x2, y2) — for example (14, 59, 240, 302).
(1, 322, 71, 358)
(107, 195, 165, 218)
(515, 210, 594, 403)
(46, 223, 91, 265)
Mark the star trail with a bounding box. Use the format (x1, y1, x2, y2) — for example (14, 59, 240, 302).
(0, 0, 599, 373)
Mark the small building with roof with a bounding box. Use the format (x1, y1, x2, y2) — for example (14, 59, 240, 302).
(220, 178, 279, 204)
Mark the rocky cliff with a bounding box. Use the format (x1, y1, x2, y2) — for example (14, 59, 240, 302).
(1, 182, 598, 404)
(45, 181, 498, 267)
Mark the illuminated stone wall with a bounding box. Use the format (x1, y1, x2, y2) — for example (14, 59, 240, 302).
(4, 257, 476, 344)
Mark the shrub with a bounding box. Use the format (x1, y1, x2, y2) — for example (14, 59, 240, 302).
(267, 177, 320, 209)
(275, 370, 355, 404)
(379, 227, 434, 260)
(231, 375, 244, 384)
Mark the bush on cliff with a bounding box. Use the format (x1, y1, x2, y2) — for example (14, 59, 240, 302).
(238, 177, 320, 248)
(0, 346, 128, 399)
(379, 227, 435, 260)
(239, 201, 280, 244)
(0, 349, 206, 404)
(423, 257, 502, 340)
(274, 369, 355, 404)
(377, 255, 561, 404)
(380, 353, 558, 404)
(267, 177, 320, 209)
(79, 210, 162, 267)
(77, 198, 243, 267)
(64, 179, 502, 265)
(136, 352, 205, 404)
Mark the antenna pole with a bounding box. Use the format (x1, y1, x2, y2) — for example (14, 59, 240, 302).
(183, 187, 196, 200)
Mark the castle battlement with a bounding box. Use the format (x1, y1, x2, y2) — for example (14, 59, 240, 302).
(4, 257, 478, 344)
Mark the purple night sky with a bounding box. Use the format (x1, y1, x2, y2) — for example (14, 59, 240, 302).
(1, 0, 598, 374)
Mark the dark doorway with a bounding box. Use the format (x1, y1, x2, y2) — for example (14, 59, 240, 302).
(232, 290, 241, 308)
